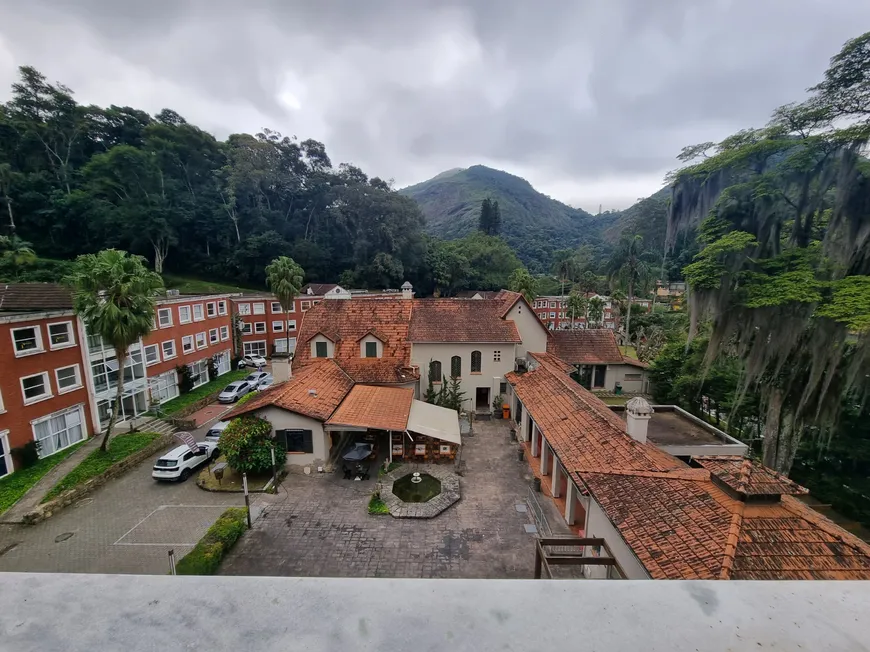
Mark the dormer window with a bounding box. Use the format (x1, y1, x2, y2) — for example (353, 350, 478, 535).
(315, 341, 328, 358)
(364, 341, 378, 358)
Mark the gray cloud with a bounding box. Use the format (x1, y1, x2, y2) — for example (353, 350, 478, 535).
(1, 0, 868, 210)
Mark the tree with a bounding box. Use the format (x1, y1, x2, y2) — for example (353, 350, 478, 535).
(265, 256, 304, 355)
(567, 290, 587, 328)
(508, 267, 537, 302)
(64, 249, 163, 451)
(0, 235, 36, 276)
(587, 296, 605, 327)
(490, 199, 502, 236)
(443, 375, 467, 413)
(220, 415, 279, 474)
(607, 234, 654, 344)
(478, 198, 493, 235)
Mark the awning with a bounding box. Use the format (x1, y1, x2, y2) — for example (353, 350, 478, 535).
(406, 400, 462, 445)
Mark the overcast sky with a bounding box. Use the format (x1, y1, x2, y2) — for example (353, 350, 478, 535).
(1, 1, 868, 212)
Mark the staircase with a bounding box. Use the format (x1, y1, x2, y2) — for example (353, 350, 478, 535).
(124, 416, 179, 439)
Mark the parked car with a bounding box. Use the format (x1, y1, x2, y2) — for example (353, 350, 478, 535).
(256, 376, 274, 390)
(245, 371, 272, 388)
(205, 420, 230, 443)
(237, 354, 267, 369)
(218, 380, 253, 403)
(152, 442, 219, 482)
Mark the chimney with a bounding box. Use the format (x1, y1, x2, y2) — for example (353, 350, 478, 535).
(401, 281, 414, 300)
(271, 352, 292, 384)
(625, 397, 653, 444)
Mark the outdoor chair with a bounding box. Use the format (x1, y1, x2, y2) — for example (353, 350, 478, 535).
(342, 464, 353, 480)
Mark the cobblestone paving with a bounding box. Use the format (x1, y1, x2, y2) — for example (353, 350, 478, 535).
(221, 420, 547, 579)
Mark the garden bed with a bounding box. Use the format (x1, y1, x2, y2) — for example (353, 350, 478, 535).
(0, 442, 86, 515)
(159, 369, 249, 416)
(196, 456, 277, 492)
(175, 507, 249, 575)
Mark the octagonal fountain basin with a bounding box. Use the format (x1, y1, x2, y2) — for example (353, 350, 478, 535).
(379, 466, 461, 518)
(393, 472, 442, 503)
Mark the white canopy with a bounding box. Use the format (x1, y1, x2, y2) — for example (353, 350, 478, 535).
(406, 400, 462, 445)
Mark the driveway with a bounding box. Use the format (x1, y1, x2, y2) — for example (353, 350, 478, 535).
(220, 420, 565, 579)
(0, 406, 269, 575)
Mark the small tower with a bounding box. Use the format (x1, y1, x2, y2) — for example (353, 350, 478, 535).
(401, 281, 414, 300)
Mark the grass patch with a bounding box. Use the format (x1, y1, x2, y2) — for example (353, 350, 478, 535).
(42, 433, 160, 502)
(368, 493, 390, 515)
(0, 442, 87, 515)
(162, 274, 257, 295)
(618, 345, 639, 360)
(176, 507, 248, 574)
(196, 455, 276, 492)
(159, 369, 248, 415)
(599, 396, 630, 406)
(378, 461, 403, 477)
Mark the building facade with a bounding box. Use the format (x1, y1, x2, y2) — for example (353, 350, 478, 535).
(531, 294, 652, 331)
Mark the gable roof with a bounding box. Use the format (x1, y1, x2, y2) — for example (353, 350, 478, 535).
(295, 298, 416, 384)
(408, 299, 521, 343)
(225, 359, 353, 421)
(302, 283, 340, 295)
(547, 329, 625, 365)
(325, 385, 414, 431)
(0, 283, 73, 312)
(695, 456, 809, 498)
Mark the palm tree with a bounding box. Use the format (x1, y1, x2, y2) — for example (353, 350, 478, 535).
(65, 249, 163, 451)
(508, 267, 537, 303)
(587, 296, 605, 327)
(265, 256, 304, 356)
(607, 234, 654, 344)
(567, 290, 588, 329)
(0, 235, 37, 279)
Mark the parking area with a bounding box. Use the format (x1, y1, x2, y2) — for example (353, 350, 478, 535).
(220, 420, 561, 579)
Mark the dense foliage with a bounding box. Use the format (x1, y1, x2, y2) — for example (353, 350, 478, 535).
(175, 507, 248, 575)
(220, 416, 279, 474)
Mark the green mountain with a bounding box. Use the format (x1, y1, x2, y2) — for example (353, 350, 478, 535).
(400, 165, 613, 272)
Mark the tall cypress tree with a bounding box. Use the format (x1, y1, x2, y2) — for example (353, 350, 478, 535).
(490, 200, 501, 236)
(478, 198, 492, 234)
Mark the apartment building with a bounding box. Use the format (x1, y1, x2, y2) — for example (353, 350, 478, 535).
(0, 284, 95, 476)
(531, 294, 652, 330)
(231, 294, 303, 358)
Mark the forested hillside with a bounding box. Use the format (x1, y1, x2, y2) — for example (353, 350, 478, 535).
(401, 165, 612, 272)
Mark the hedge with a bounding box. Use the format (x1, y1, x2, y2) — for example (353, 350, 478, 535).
(175, 507, 248, 575)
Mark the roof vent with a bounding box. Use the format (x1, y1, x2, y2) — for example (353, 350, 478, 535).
(308, 388, 317, 397)
(625, 397, 653, 443)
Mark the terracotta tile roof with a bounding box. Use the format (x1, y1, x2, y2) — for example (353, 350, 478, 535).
(325, 385, 413, 431)
(695, 456, 810, 497)
(295, 298, 416, 384)
(408, 299, 521, 343)
(492, 289, 523, 317)
(0, 283, 73, 312)
(225, 359, 353, 421)
(547, 329, 625, 365)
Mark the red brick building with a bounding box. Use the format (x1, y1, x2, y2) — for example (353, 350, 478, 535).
(0, 284, 96, 475)
(532, 294, 652, 331)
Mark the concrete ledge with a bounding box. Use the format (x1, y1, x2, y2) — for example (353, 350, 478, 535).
(21, 434, 174, 525)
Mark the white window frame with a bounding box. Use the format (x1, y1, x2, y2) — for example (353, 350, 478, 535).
(217, 300, 228, 316)
(243, 341, 267, 357)
(272, 321, 285, 332)
(32, 405, 85, 458)
(254, 322, 267, 334)
(287, 302, 295, 313)
(206, 302, 216, 318)
(20, 371, 52, 405)
(237, 303, 251, 316)
(47, 321, 75, 350)
(220, 326, 230, 341)
(158, 308, 173, 328)
(162, 340, 177, 360)
(11, 325, 44, 357)
(0, 429, 12, 477)
(549, 302, 557, 309)
(178, 305, 192, 324)
(55, 364, 83, 394)
(253, 302, 266, 315)
(550, 312, 556, 319)
(182, 335, 194, 354)
(193, 304, 205, 321)
(195, 332, 207, 350)
(144, 344, 161, 366)
(271, 302, 283, 313)
(300, 300, 311, 311)
(241, 322, 253, 335)
(209, 328, 219, 344)
(287, 320, 297, 330)
(0, 388, 4, 413)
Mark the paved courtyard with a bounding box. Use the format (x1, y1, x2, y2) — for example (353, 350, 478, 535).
(221, 420, 566, 579)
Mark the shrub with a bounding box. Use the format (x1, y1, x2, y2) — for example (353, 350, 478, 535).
(176, 507, 248, 575)
(368, 492, 390, 515)
(220, 416, 277, 474)
(234, 391, 257, 408)
(176, 364, 195, 394)
(12, 441, 41, 470)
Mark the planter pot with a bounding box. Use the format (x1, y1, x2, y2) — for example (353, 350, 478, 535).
(517, 447, 525, 462)
(510, 429, 517, 441)
(533, 477, 542, 492)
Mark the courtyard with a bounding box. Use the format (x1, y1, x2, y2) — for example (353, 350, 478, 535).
(221, 419, 571, 579)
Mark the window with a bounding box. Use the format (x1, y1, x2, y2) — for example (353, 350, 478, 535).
(178, 305, 192, 323)
(218, 300, 228, 316)
(493, 350, 501, 362)
(209, 328, 219, 344)
(313, 300, 320, 306)
(241, 322, 253, 335)
(286, 336, 297, 351)
(253, 302, 265, 315)
(471, 350, 482, 373)
(162, 340, 176, 360)
(272, 321, 285, 332)
(55, 364, 82, 393)
(158, 308, 173, 328)
(144, 344, 160, 366)
(300, 300, 311, 311)
(593, 365, 607, 388)
(0, 430, 11, 478)
(500, 381, 508, 395)
(254, 322, 267, 334)
(237, 303, 251, 316)
(243, 341, 266, 357)
(188, 358, 209, 389)
(181, 335, 194, 354)
(365, 341, 377, 358)
(451, 355, 461, 378)
(193, 304, 204, 321)
(206, 302, 216, 318)
(287, 302, 295, 313)
(429, 360, 442, 383)
(195, 332, 207, 349)
(21, 372, 51, 404)
(0, 388, 4, 413)
(11, 326, 43, 356)
(549, 312, 556, 319)
(33, 406, 84, 457)
(47, 321, 74, 349)
(276, 429, 313, 454)
(149, 370, 179, 404)
(549, 301, 556, 308)
(220, 326, 230, 341)
(271, 302, 282, 313)
(624, 373, 643, 381)
(315, 341, 328, 358)
(287, 320, 297, 330)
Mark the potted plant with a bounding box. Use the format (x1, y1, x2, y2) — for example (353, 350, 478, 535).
(492, 394, 503, 418)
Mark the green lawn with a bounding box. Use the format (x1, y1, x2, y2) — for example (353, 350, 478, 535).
(0, 442, 87, 515)
(159, 369, 249, 416)
(162, 274, 257, 295)
(42, 433, 160, 502)
(618, 345, 640, 360)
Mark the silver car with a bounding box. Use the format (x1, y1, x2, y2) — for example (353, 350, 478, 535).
(245, 371, 272, 389)
(218, 380, 252, 403)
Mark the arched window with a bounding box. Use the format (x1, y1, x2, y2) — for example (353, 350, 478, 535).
(429, 360, 442, 383)
(451, 355, 461, 378)
(471, 350, 482, 373)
